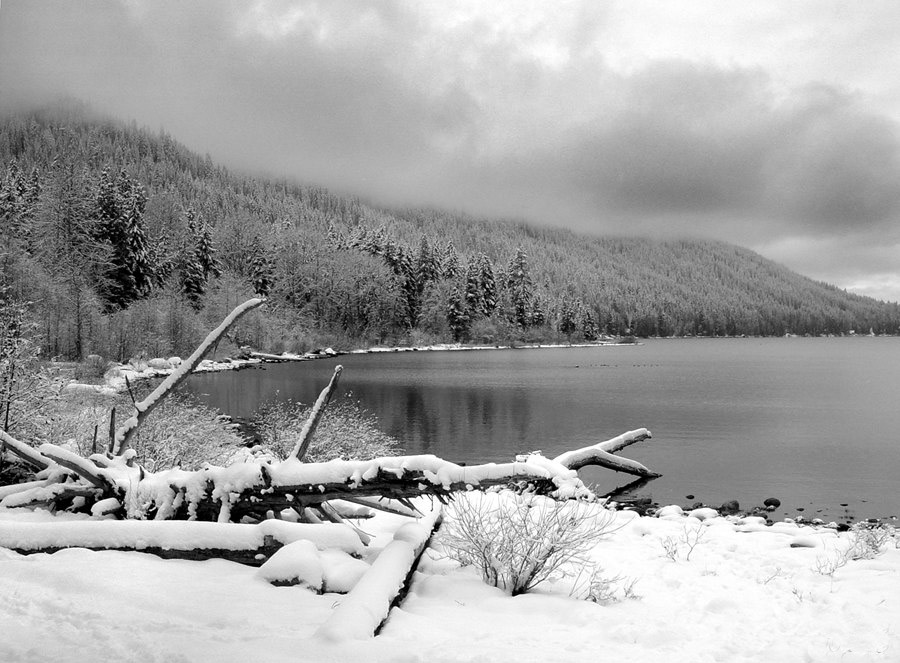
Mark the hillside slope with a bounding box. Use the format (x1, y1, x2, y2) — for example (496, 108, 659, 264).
(1, 103, 897, 359)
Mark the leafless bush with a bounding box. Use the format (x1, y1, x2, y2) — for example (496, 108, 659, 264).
(438, 491, 618, 596)
(251, 395, 401, 462)
(846, 523, 896, 560)
(45, 390, 244, 471)
(813, 523, 897, 580)
(123, 394, 246, 471)
(575, 567, 641, 604)
(660, 524, 708, 562)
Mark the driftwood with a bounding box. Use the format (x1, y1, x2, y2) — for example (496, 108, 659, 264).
(0, 428, 655, 525)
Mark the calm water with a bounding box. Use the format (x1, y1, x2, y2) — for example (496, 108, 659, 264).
(181, 338, 900, 522)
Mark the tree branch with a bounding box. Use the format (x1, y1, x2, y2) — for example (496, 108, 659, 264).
(113, 297, 266, 455)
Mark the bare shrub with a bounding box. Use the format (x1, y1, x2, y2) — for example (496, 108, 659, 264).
(251, 395, 401, 462)
(846, 523, 896, 560)
(659, 523, 708, 562)
(123, 394, 246, 471)
(813, 523, 897, 582)
(438, 491, 618, 596)
(45, 390, 244, 471)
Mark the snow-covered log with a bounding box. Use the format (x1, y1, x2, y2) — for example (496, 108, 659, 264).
(0, 518, 363, 566)
(0, 429, 54, 471)
(316, 507, 442, 641)
(552, 428, 658, 477)
(291, 364, 343, 460)
(1, 429, 657, 521)
(113, 297, 266, 456)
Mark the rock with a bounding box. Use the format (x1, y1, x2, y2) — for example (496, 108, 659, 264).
(790, 537, 820, 548)
(62, 382, 117, 398)
(147, 358, 173, 370)
(104, 365, 123, 380)
(689, 507, 719, 521)
(168, 356, 183, 366)
(685, 494, 695, 500)
(128, 359, 149, 372)
(656, 505, 684, 518)
(719, 500, 740, 515)
(763, 497, 781, 509)
(86, 354, 103, 363)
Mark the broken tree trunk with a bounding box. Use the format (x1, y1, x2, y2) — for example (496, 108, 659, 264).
(113, 297, 266, 456)
(552, 428, 658, 477)
(291, 364, 342, 460)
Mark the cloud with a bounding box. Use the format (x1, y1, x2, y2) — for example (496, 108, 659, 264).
(2, 0, 900, 299)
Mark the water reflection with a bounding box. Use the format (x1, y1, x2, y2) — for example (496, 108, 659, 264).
(180, 339, 900, 521)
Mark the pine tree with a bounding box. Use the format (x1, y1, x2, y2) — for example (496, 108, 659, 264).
(447, 283, 470, 341)
(477, 253, 497, 316)
(506, 248, 534, 328)
(93, 168, 156, 310)
(464, 256, 483, 317)
(249, 238, 274, 297)
(442, 240, 460, 280)
(180, 208, 221, 308)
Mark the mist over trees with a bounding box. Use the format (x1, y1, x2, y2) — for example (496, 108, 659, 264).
(1, 103, 899, 361)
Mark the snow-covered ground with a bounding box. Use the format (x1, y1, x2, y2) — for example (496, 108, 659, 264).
(1, 502, 898, 663)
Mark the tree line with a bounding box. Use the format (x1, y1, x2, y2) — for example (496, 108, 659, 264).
(1, 102, 899, 363)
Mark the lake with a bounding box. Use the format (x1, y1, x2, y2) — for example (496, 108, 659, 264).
(181, 338, 900, 522)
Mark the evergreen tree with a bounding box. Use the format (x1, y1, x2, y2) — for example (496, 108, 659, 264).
(464, 256, 483, 317)
(442, 240, 460, 280)
(180, 208, 221, 308)
(559, 296, 581, 338)
(447, 283, 470, 341)
(249, 238, 274, 297)
(506, 248, 534, 328)
(94, 168, 155, 310)
(477, 253, 497, 316)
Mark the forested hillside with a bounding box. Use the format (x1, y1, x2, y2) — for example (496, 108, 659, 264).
(2, 103, 898, 361)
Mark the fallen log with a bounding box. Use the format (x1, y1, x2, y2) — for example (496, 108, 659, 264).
(316, 507, 442, 641)
(1, 429, 657, 522)
(0, 518, 364, 566)
(552, 428, 657, 476)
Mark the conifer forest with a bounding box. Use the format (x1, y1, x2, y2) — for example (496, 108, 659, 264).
(2, 103, 899, 362)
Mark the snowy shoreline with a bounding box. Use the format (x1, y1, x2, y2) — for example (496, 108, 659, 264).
(1, 498, 897, 662)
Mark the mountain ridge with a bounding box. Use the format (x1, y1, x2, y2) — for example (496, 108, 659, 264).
(1, 103, 897, 360)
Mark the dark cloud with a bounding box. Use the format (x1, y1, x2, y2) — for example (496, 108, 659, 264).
(2, 0, 900, 299)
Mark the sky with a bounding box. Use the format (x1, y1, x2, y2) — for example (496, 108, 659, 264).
(2, 1, 900, 302)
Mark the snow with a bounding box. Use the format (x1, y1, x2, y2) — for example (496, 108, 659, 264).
(0, 518, 364, 555)
(1, 502, 898, 662)
(257, 539, 324, 589)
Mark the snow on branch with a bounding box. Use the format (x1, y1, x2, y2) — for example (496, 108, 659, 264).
(552, 428, 657, 476)
(113, 297, 266, 456)
(0, 429, 54, 471)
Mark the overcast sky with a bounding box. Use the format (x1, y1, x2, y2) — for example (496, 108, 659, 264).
(2, 1, 900, 302)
